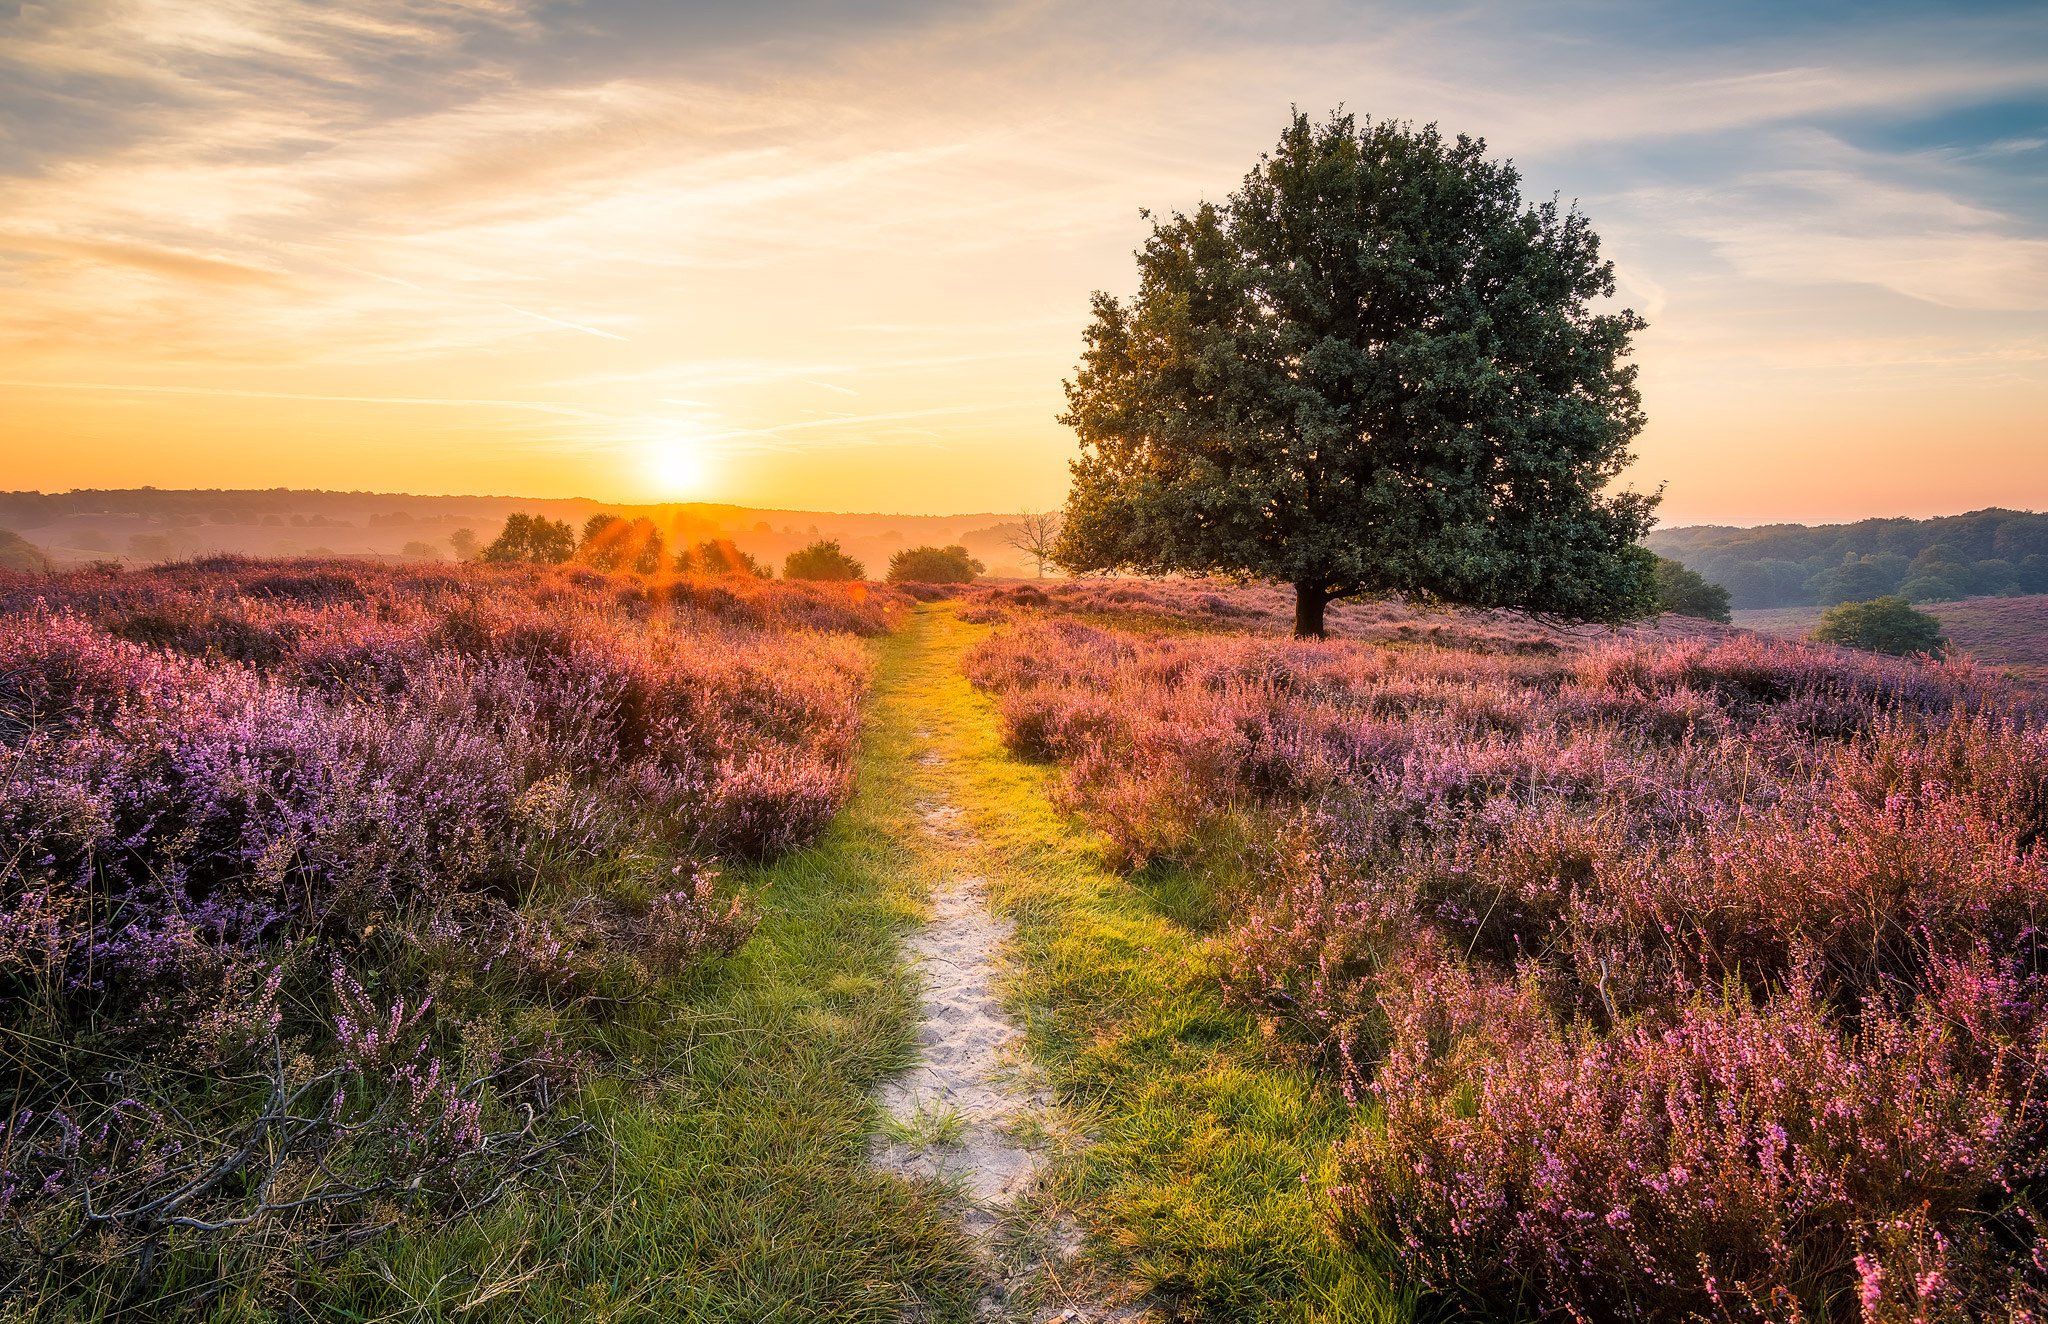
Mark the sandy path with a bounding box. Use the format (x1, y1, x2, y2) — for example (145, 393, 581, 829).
(871, 802, 1046, 1237)
(873, 729, 1137, 1322)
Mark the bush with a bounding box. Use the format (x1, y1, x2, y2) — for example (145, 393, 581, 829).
(0, 528, 48, 573)
(1652, 556, 1731, 622)
(785, 539, 865, 581)
(685, 538, 770, 578)
(886, 544, 983, 584)
(1813, 595, 1947, 656)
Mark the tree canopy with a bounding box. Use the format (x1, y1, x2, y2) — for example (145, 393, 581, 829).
(886, 544, 983, 584)
(1812, 596, 1947, 657)
(784, 539, 866, 581)
(1055, 110, 1658, 637)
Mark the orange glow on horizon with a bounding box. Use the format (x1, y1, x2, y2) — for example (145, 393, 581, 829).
(1, 3, 2042, 523)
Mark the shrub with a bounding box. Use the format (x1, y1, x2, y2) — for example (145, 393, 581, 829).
(1652, 555, 1732, 622)
(785, 539, 866, 581)
(685, 538, 770, 578)
(480, 512, 575, 564)
(886, 544, 983, 584)
(0, 528, 48, 573)
(1813, 595, 1947, 656)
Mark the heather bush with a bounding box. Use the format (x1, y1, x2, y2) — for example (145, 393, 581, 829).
(0, 557, 883, 1309)
(966, 600, 2047, 1319)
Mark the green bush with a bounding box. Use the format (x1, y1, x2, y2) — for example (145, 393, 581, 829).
(1812, 596, 1946, 657)
(784, 539, 865, 581)
(1652, 556, 1731, 622)
(886, 544, 983, 584)
(0, 528, 50, 573)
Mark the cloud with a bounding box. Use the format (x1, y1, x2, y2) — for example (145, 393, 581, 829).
(0, 0, 2043, 512)
(0, 231, 291, 286)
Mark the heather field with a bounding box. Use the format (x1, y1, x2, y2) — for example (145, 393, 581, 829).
(1738, 594, 2048, 689)
(7, 561, 2048, 1322)
(963, 580, 2048, 1321)
(0, 558, 968, 1317)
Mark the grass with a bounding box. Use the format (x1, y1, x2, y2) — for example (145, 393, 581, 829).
(898, 604, 1413, 1323)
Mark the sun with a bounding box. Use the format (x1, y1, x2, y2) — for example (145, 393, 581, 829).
(646, 438, 711, 498)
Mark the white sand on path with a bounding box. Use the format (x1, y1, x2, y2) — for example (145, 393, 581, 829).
(873, 733, 1146, 1322)
(871, 839, 1047, 1236)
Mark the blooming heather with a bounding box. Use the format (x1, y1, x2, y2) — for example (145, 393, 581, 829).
(968, 597, 2046, 1320)
(0, 557, 890, 1298)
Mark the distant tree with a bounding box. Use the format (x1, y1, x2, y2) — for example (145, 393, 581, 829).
(581, 510, 618, 549)
(1005, 511, 1063, 579)
(399, 540, 443, 560)
(578, 514, 664, 574)
(887, 544, 984, 584)
(448, 528, 480, 561)
(479, 513, 575, 564)
(1812, 596, 1946, 657)
(0, 528, 49, 573)
(687, 539, 769, 578)
(1899, 574, 1968, 604)
(1652, 557, 1731, 623)
(1805, 553, 1905, 607)
(2021, 555, 2048, 594)
(1054, 110, 1658, 638)
(784, 539, 865, 581)
(1648, 509, 2048, 609)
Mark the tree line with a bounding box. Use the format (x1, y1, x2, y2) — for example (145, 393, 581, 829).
(478, 513, 987, 585)
(1648, 508, 2048, 609)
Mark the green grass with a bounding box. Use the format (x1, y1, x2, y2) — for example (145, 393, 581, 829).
(898, 604, 1412, 1324)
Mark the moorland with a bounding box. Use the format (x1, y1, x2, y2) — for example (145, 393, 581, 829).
(4, 543, 2042, 1322)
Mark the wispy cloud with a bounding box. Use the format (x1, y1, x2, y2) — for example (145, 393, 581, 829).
(1, 0, 2043, 514)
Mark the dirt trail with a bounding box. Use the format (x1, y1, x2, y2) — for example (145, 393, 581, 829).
(872, 788, 1047, 1236)
(870, 687, 1140, 1321)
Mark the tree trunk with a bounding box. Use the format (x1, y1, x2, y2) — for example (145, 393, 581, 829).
(1292, 582, 1329, 639)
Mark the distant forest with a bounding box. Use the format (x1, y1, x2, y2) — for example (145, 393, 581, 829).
(0, 488, 1033, 576)
(1649, 508, 2048, 610)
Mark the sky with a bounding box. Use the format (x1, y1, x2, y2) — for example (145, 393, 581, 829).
(1, 0, 2044, 525)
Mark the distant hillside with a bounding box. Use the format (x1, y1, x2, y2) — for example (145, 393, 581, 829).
(1649, 508, 2048, 610)
(1736, 593, 2048, 687)
(0, 489, 1041, 577)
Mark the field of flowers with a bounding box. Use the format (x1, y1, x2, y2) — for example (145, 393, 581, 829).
(965, 581, 2048, 1321)
(0, 557, 897, 1309)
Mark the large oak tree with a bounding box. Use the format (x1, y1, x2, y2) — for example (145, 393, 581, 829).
(1055, 111, 1660, 637)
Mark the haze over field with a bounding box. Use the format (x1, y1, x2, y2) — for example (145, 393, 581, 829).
(2, 0, 2045, 522)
